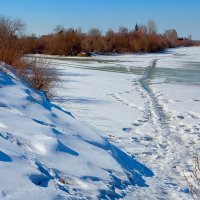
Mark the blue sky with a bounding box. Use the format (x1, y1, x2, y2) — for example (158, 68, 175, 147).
(0, 0, 199, 39)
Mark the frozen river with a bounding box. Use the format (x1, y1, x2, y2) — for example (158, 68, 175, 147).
(47, 46, 200, 199)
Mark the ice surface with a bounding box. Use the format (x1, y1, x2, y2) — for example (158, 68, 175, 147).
(48, 46, 200, 199)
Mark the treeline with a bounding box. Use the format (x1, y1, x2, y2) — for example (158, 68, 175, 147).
(0, 16, 58, 97)
(19, 20, 194, 56)
(0, 16, 196, 97)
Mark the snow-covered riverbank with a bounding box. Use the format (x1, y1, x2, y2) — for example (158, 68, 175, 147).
(1, 46, 200, 199)
(49, 46, 200, 199)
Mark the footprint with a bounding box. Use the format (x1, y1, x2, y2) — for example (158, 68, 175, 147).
(189, 114, 199, 119)
(193, 99, 200, 102)
(185, 128, 191, 133)
(0, 103, 7, 108)
(32, 119, 56, 128)
(29, 174, 50, 187)
(143, 136, 153, 141)
(132, 137, 140, 142)
(81, 176, 101, 182)
(124, 91, 130, 94)
(138, 119, 147, 123)
(177, 115, 185, 120)
(132, 123, 141, 127)
(122, 128, 132, 133)
(0, 151, 12, 162)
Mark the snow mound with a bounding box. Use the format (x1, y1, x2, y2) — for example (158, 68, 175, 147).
(0, 65, 153, 199)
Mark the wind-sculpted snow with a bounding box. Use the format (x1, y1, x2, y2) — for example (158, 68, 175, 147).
(0, 65, 153, 199)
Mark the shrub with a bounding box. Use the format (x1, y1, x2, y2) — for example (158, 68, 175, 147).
(18, 58, 59, 98)
(184, 157, 200, 199)
(0, 16, 25, 66)
(0, 16, 58, 98)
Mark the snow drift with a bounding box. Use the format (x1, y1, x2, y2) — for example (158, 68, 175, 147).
(0, 64, 153, 199)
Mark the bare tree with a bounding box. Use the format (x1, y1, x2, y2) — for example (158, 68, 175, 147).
(138, 24, 147, 33)
(164, 29, 178, 46)
(88, 28, 102, 37)
(119, 27, 129, 34)
(0, 16, 25, 66)
(0, 16, 25, 37)
(0, 16, 58, 97)
(81, 28, 103, 53)
(54, 25, 65, 35)
(147, 19, 157, 34)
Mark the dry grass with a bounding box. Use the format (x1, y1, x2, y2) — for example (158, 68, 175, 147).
(184, 157, 200, 199)
(59, 178, 67, 184)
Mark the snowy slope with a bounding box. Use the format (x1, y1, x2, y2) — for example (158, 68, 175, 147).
(0, 64, 153, 199)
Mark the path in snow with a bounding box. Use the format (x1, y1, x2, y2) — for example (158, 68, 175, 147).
(106, 56, 186, 199)
(122, 50, 200, 199)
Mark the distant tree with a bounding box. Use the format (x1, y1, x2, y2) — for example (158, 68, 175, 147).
(119, 27, 129, 34)
(138, 24, 147, 33)
(81, 28, 103, 52)
(0, 16, 25, 39)
(54, 25, 65, 34)
(53, 28, 82, 55)
(0, 16, 25, 66)
(135, 23, 139, 31)
(88, 28, 102, 37)
(188, 34, 192, 41)
(147, 19, 157, 34)
(164, 29, 178, 46)
(117, 27, 130, 52)
(105, 29, 116, 52)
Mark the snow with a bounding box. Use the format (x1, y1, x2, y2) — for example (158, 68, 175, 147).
(1, 46, 200, 199)
(0, 63, 153, 199)
(47, 46, 200, 199)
